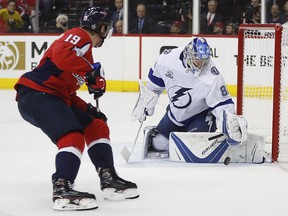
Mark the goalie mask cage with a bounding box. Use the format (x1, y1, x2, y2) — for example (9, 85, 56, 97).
(237, 23, 288, 162)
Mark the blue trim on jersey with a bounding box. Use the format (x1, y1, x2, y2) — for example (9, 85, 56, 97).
(211, 98, 234, 110)
(148, 68, 165, 87)
(171, 132, 228, 163)
(168, 107, 216, 132)
(23, 58, 63, 85)
(179, 51, 186, 68)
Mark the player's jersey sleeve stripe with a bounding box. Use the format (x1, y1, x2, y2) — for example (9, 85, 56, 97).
(211, 98, 234, 110)
(148, 68, 165, 87)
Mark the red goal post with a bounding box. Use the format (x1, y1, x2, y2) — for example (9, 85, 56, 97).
(237, 23, 288, 162)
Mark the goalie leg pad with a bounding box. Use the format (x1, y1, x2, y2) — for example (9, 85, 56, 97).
(142, 126, 156, 159)
(142, 126, 169, 159)
(169, 132, 228, 163)
(225, 133, 265, 163)
(244, 133, 265, 163)
(168, 132, 265, 163)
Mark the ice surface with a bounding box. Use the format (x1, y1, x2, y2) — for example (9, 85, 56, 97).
(1, 90, 288, 216)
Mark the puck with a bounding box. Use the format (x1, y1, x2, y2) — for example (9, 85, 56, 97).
(224, 157, 231, 165)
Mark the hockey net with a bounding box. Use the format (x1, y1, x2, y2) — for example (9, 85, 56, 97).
(237, 24, 288, 162)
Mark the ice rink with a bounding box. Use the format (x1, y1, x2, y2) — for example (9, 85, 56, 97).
(1, 89, 288, 216)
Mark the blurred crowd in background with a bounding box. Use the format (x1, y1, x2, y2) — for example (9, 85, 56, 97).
(0, 0, 287, 35)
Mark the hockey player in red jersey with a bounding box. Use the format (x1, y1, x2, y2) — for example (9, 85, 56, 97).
(14, 6, 139, 211)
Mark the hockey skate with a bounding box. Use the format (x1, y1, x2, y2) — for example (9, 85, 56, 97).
(98, 167, 139, 200)
(52, 178, 98, 211)
(142, 126, 169, 159)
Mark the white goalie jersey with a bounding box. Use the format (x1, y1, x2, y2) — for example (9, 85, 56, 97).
(146, 47, 235, 127)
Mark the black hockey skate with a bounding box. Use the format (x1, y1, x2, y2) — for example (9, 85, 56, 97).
(98, 167, 139, 200)
(52, 178, 98, 211)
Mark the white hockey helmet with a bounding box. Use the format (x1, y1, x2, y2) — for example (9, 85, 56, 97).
(183, 37, 211, 77)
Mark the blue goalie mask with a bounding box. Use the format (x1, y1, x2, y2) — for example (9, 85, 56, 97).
(183, 37, 211, 77)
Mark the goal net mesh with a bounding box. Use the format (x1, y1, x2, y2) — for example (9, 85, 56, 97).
(240, 24, 288, 162)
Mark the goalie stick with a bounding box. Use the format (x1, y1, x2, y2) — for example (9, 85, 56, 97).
(121, 119, 144, 163)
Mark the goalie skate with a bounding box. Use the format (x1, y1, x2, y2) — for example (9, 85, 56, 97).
(98, 167, 139, 201)
(52, 178, 98, 211)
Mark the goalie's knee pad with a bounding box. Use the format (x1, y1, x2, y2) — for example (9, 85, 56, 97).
(152, 134, 169, 152)
(141, 126, 169, 159)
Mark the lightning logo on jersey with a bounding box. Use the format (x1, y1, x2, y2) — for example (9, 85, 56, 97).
(168, 86, 192, 109)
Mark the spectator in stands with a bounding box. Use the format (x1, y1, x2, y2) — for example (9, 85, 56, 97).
(225, 22, 238, 35)
(267, 3, 285, 24)
(280, 1, 288, 23)
(17, 0, 36, 32)
(0, 17, 8, 33)
(39, 0, 54, 23)
(129, 3, 155, 34)
(179, 1, 192, 34)
(40, 0, 67, 24)
(112, 0, 123, 33)
(0, 0, 23, 32)
(200, 0, 223, 34)
(170, 20, 184, 34)
(114, 19, 123, 34)
(213, 21, 224, 35)
(242, 0, 261, 24)
(55, 14, 68, 32)
(156, 20, 170, 34)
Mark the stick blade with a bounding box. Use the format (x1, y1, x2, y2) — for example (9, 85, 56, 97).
(121, 146, 131, 163)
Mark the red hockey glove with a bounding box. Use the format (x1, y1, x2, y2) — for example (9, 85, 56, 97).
(85, 62, 106, 99)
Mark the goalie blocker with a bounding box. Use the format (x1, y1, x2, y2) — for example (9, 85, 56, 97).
(169, 132, 266, 163)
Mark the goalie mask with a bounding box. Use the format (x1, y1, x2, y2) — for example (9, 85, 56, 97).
(80, 6, 113, 44)
(183, 37, 211, 77)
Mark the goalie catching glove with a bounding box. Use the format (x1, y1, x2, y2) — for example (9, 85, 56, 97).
(219, 110, 248, 146)
(85, 62, 106, 99)
(131, 80, 159, 122)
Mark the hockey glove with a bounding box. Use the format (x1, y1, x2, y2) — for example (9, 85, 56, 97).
(85, 62, 106, 99)
(131, 80, 159, 123)
(221, 110, 248, 146)
(86, 103, 107, 122)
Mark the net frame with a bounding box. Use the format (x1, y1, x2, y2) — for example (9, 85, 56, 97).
(237, 24, 283, 162)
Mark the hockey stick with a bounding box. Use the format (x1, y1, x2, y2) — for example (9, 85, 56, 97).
(121, 119, 145, 163)
(95, 96, 100, 112)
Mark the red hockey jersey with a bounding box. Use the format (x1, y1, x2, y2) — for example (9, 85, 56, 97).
(15, 27, 96, 109)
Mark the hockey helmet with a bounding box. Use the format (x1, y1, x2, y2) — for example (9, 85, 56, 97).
(80, 6, 113, 39)
(183, 37, 211, 77)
